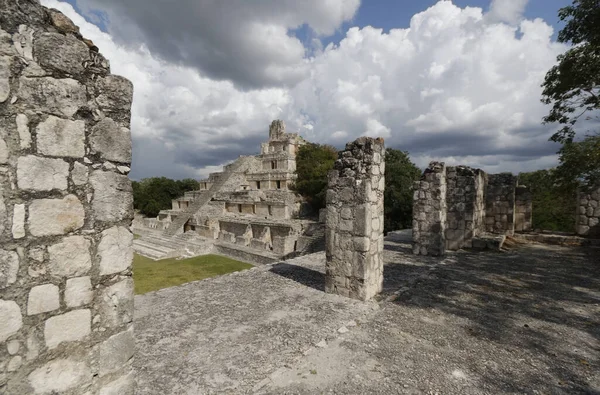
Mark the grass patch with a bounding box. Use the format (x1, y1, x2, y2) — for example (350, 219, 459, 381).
(133, 254, 253, 295)
(133, 234, 142, 240)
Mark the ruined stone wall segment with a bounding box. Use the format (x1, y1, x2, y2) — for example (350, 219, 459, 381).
(412, 162, 447, 256)
(485, 173, 517, 236)
(576, 186, 600, 238)
(0, 2, 134, 394)
(515, 185, 533, 232)
(325, 137, 385, 301)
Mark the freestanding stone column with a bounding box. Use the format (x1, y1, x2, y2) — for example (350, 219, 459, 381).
(0, 3, 135, 394)
(325, 137, 385, 301)
(412, 162, 447, 256)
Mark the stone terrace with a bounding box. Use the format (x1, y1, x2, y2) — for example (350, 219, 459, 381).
(135, 234, 600, 394)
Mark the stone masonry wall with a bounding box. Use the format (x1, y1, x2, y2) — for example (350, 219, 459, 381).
(485, 173, 517, 236)
(515, 185, 533, 232)
(444, 166, 486, 251)
(0, 3, 135, 394)
(412, 162, 447, 256)
(325, 137, 385, 301)
(576, 186, 600, 238)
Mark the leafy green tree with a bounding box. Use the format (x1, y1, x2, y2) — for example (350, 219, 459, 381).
(292, 143, 338, 211)
(383, 149, 421, 234)
(132, 177, 199, 217)
(555, 133, 600, 188)
(518, 169, 578, 232)
(541, 0, 600, 143)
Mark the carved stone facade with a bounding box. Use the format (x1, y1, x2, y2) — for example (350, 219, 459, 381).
(0, 2, 134, 394)
(325, 137, 385, 301)
(413, 162, 531, 256)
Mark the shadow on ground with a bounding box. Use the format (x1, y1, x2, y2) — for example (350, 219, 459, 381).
(383, 238, 600, 394)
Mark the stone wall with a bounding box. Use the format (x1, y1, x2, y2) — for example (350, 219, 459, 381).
(325, 137, 385, 301)
(444, 166, 486, 251)
(485, 173, 517, 236)
(412, 162, 447, 256)
(576, 186, 600, 238)
(0, 3, 134, 394)
(515, 185, 533, 232)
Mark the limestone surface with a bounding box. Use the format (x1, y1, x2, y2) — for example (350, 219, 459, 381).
(36, 115, 85, 158)
(16, 155, 69, 191)
(47, 236, 92, 278)
(28, 195, 85, 236)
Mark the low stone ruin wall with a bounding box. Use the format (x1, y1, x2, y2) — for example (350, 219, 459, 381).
(1, 2, 134, 394)
(413, 162, 530, 256)
(325, 137, 385, 301)
(576, 186, 600, 238)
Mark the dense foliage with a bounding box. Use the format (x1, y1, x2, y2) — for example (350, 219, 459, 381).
(518, 169, 578, 232)
(291, 143, 338, 210)
(541, 0, 600, 143)
(293, 144, 421, 233)
(555, 134, 600, 188)
(132, 177, 199, 217)
(383, 149, 422, 234)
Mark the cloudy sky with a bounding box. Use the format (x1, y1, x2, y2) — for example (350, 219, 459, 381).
(41, 0, 573, 180)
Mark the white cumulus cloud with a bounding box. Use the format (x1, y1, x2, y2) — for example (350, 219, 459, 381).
(40, 0, 568, 179)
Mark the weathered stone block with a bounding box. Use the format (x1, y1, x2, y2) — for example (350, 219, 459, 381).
(72, 161, 89, 186)
(28, 195, 85, 236)
(34, 32, 90, 75)
(98, 226, 133, 275)
(27, 283, 59, 315)
(36, 115, 85, 158)
(99, 372, 135, 395)
(95, 75, 134, 111)
(96, 328, 134, 377)
(17, 155, 69, 191)
(97, 278, 134, 327)
(0, 55, 10, 103)
(0, 300, 22, 342)
(28, 356, 91, 394)
(0, 249, 19, 289)
(11, 203, 25, 239)
(16, 113, 31, 149)
(65, 276, 93, 308)
(90, 171, 133, 222)
(18, 77, 86, 117)
(90, 118, 132, 162)
(48, 236, 91, 278)
(44, 309, 91, 349)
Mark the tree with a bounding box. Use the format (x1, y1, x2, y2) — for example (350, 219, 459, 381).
(555, 133, 600, 187)
(518, 169, 578, 232)
(383, 149, 421, 234)
(132, 177, 199, 217)
(292, 143, 338, 211)
(541, 0, 600, 143)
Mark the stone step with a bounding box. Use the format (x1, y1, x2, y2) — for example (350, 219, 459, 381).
(133, 239, 175, 254)
(133, 244, 168, 260)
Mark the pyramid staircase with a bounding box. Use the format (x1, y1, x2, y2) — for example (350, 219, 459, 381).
(133, 232, 214, 260)
(162, 158, 248, 237)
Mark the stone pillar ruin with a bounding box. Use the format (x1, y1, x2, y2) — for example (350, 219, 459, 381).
(412, 164, 523, 255)
(325, 137, 385, 301)
(485, 173, 517, 236)
(444, 166, 486, 251)
(515, 185, 533, 232)
(576, 186, 600, 238)
(0, 2, 135, 394)
(412, 162, 447, 256)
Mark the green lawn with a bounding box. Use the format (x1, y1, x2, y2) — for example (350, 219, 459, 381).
(133, 254, 253, 295)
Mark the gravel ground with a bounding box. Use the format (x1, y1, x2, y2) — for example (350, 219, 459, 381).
(134, 234, 600, 394)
